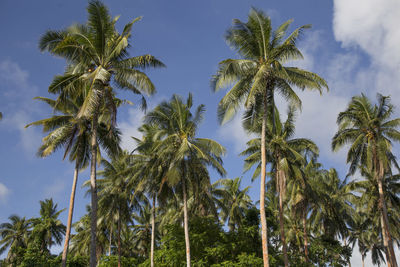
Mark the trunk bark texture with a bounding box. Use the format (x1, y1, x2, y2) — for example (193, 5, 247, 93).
(182, 177, 191, 267)
(260, 91, 270, 267)
(277, 169, 289, 267)
(90, 114, 98, 267)
(377, 162, 397, 267)
(151, 195, 156, 267)
(61, 162, 79, 267)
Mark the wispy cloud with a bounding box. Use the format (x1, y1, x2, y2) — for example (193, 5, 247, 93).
(0, 60, 43, 157)
(0, 183, 10, 204)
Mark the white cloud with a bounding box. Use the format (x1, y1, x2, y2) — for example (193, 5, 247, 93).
(217, 111, 253, 154)
(0, 183, 10, 204)
(118, 95, 167, 151)
(0, 60, 43, 157)
(119, 107, 145, 151)
(333, 0, 400, 105)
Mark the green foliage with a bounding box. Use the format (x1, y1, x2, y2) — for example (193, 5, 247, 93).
(142, 216, 265, 267)
(98, 255, 141, 267)
(308, 236, 352, 267)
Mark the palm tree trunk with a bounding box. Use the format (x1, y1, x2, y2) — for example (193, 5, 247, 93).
(260, 91, 270, 267)
(302, 204, 309, 263)
(90, 114, 98, 267)
(362, 256, 365, 267)
(61, 161, 79, 267)
(151, 195, 156, 267)
(182, 176, 191, 267)
(377, 162, 398, 267)
(118, 208, 121, 267)
(278, 170, 289, 267)
(379, 188, 396, 267)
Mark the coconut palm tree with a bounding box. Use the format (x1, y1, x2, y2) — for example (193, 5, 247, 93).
(131, 124, 171, 267)
(144, 93, 226, 267)
(286, 160, 320, 262)
(241, 105, 318, 266)
(332, 93, 400, 267)
(39, 1, 164, 265)
(213, 177, 252, 231)
(0, 215, 31, 262)
(30, 199, 66, 253)
(351, 169, 400, 266)
(308, 169, 353, 240)
(25, 94, 121, 267)
(212, 9, 327, 266)
(97, 151, 135, 267)
(69, 206, 110, 261)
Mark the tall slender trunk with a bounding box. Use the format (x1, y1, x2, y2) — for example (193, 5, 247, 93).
(90, 114, 98, 267)
(377, 162, 398, 267)
(61, 161, 79, 267)
(362, 256, 365, 267)
(151, 195, 156, 267)
(302, 204, 309, 263)
(277, 169, 289, 267)
(378, 183, 397, 267)
(260, 91, 270, 267)
(118, 207, 121, 267)
(182, 177, 191, 267)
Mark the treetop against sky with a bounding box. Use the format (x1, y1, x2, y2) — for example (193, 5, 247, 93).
(1, 0, 400, 264)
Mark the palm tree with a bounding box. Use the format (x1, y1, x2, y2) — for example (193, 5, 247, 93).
(97, 151, 135, 267)
(30, 199, 66, 253)
(25, 94, 121, 267)
(131, 124, 173, 267)
(144, 93, 226, 267)
(132, 202, 154, 257)
(286, 160, 320, 262)
(69, 206, 110, 261)
(241, 105, 318, 266)
(0, 215, 31, 262)
(213, 177, 252, 231)
(212, 9, 328, 266)
(351, 169, 400, 266)
(39, 1, 164, 265)
(308, 169, 353, 240)
(332, 93, 400, 267)
(349, 212, 386, 267)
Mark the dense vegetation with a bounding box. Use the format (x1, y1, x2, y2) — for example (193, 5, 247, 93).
(1, 1, 399, 266)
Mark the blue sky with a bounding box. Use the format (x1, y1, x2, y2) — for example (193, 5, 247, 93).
(1, 0, 399, 264)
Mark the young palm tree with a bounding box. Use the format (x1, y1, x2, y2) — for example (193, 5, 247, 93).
(131, 124, 173, 267)
(144, 93, 226, 267)
(352, 169, 400, 266)
(308, 169, 354, 240)
(286, 159, 320, 262)
(97, 151, 135, 267)
(69, 206, 110, 261)
(0, 215, 31, 262)
(241, 105, 318, 266)
(332, 93, 400, 267)
(212, 9, 328, 266)
(39, 1, 164, 265)
(26, 94, 121, 267)
(30, 199, 66, 253)
(213, 177, 252, 231)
